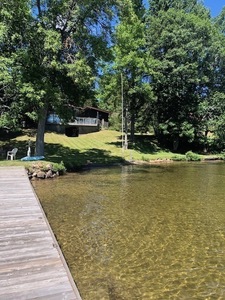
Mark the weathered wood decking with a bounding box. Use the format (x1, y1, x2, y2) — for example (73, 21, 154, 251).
(0, 167, 82, 300)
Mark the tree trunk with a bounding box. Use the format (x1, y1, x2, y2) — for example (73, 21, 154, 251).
(130, 113, 135, 143)
(173, 137, 179, 151)
(203, 129, 209, 153)
(124, 107, 128, 150)
(35, 105, 48, 156)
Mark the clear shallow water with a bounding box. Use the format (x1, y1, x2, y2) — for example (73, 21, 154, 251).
(33, 162, 225, 300)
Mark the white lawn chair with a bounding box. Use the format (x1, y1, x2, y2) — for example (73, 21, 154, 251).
(6, 148, 18, 160)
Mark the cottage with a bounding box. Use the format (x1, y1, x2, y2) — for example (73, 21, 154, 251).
(46, 106, 110, 137)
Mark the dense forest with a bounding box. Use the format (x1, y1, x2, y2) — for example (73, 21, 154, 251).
(1, 0, 225, 154)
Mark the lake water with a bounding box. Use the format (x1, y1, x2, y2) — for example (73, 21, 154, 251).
(32, 162, 225, 300)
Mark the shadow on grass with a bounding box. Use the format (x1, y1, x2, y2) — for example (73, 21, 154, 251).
(107, 134, 163, 154)
(0, 139, 125, 171)
(44, 143, 125, 170)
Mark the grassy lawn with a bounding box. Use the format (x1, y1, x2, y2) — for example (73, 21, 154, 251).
(0, 129, 180, 170)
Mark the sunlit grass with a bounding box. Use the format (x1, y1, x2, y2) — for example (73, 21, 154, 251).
(0, 130, 183, 169)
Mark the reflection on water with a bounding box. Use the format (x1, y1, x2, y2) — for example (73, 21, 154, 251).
(32, 162, 225, 299)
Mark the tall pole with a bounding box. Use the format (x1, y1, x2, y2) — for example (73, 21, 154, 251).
(124, 106, 128, 150)
(121, 73, 124, 149)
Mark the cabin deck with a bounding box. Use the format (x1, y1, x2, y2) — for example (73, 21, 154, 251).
(0, 167, 82, 300)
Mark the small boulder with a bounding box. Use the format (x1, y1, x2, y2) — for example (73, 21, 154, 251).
(46, 163, 53, 170)
(46, 170, 53, 178)
(37, 171, 46, 179)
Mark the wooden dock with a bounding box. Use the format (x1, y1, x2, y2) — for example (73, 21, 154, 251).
(0, 167, 82, 300)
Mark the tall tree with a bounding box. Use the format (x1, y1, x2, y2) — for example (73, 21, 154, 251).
(145, 1, 218, 150)
(206, 8, 225, 149)
(0, 0, 31, 129)
(148, 0, 210, 18)
(0, 0, 116, 155)
(98, 0, 155, 145)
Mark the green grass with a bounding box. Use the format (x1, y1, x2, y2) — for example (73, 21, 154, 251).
(0, 129, 217, 170)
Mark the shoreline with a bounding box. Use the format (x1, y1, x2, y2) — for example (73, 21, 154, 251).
(3, 156, 223, 180)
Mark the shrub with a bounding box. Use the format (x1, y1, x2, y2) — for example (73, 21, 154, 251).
(171, 155, 186, 161)
(141, 156, 149, 162)
(108, 113, 121, 131)
(185, 151, 201, 161)
(51, 161, 66, 174)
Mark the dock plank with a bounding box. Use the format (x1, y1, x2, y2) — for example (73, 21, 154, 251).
(0, 167, 82, 300)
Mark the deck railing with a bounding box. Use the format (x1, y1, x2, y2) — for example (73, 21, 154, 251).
(68, 117, 99, 126)
(47, 114, 99, 126)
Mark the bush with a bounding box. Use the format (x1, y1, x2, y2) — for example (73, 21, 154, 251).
(52, 161, 66, 174)
(40, 161, 66, 174)
(171, 155, 186, 161)
(108, 113, 121, 131)
(185, 151, 201, 161)
(141, 156, 149, 162)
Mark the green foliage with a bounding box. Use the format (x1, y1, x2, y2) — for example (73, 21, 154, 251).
(2, 0, 225, 155)
(108, 112, 121, 131)
(0, 0, 118, 155)
(171, 155, 186, 161)
(144, 3, 225, 149)
(51, 161, 66, 174)
(220, 151, 225, 160)
(214, 7, 225, 33)
(148, 0, 210, 17)
(40, 161, 66, 174)
(98, 0, 156, 142)
(179, 122, 195, 143)
(185, 151, 201, 161)
(141, 156, 150, 162)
